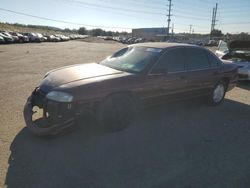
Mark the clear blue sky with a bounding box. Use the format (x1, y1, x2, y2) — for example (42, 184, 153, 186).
(0, 0, 250, 34)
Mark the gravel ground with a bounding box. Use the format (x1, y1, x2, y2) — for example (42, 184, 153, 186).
(0, 41, 249, 188)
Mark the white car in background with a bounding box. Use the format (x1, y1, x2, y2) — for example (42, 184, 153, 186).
(216, 40, 250, 80)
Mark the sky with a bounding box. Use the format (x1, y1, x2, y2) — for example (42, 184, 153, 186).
(0, 0, 250, 34)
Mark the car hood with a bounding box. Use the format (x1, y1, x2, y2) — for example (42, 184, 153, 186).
(228, 40, 250, 51)
(39, 63, 124, 92)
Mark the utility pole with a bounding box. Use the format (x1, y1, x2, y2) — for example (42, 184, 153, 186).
(172, 23, 174, 35)
(210, 3, 218, 33)
(214, 3, 218, 29)
(189, 24, 193, 34)
(210, 7, 215, 32)
(167, 0, 173, 36)
(172, 23, 174, 39)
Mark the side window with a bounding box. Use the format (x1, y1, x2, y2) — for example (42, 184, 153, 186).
(186, 48, 210, 70)
(207, 51, 221, 68)
(152, 48, 185, 73)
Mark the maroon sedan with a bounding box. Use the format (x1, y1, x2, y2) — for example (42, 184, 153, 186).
(23, 43, 238, 136)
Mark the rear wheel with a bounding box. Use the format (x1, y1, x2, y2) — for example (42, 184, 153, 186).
(208, 81, 226, 105)
(97, 94, 136, 132)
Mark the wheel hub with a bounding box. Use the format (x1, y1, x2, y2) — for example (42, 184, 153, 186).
(213, 84, 225, 103)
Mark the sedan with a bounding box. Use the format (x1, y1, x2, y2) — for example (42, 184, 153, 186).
(23, 32, 40, 42)
(0, 32, 14, 43)
(2, 31, 19, 42)
(0, 35, 5, 43)
(24, 43, 238, 136)
(10, 32, 29, 43)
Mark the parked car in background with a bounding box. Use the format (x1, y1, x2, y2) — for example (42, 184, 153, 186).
(205, 40, 218, 47)
(134, 38, 144, 43)
(0, 35, 5, 43)
(216, 40, 250, 80)
(10, 32, 29, 43)
(69, 35, 76, 40)
(104, 36, 113, 40)
(2, 31, 19, 42)
(35, 33, 46, 42)
(54, 34, 70, 41)
(53, 35, 62, 42)
(0, 32, 14, 43)
(42, 34, 56, 42)
(24, 43, 238, 136)
(23, 32, 40, 42)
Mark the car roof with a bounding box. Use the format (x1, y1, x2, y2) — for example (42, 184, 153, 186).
(129, 42, 196, 49)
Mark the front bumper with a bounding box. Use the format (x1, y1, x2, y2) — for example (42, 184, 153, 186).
(23, 91, 75, 136)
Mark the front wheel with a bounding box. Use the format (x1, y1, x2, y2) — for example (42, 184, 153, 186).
(208, 82, 226, 105)
(97, 94, 136, 132)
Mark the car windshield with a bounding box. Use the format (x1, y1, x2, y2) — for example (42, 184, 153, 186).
(100, 46, 162, 73)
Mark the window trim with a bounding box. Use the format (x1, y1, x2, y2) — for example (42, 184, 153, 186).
(148, 46, 222, 75)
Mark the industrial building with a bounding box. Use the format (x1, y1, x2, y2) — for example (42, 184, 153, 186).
(132, 27, 168, 41)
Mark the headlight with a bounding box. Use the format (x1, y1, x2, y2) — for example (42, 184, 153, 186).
(46, 91, 73, 102)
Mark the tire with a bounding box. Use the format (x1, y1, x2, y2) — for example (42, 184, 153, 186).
(208, 81, 226, 105)
(97, 94, 136, 132)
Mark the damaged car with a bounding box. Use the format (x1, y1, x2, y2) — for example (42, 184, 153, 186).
(24, 43, 238, 136)
(216, 40, 250, 80)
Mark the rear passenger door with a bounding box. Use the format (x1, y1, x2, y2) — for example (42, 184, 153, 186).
(185, 47, 216, 94)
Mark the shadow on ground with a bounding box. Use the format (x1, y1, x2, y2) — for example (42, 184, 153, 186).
(5, 99, 250, 188)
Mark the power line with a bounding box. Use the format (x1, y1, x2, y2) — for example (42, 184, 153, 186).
(84, 0, 166, 11)
(173, 14, 209, 21)
(0, 7, 132, 30)
(60, 0, 210, 20)
(221, 21, 250, 25)
(60, 0, 165, 16)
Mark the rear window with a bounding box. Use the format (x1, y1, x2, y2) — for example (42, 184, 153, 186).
(207, 51, 221, 67)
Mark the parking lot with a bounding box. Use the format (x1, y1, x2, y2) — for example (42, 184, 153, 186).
(0, 40, 250, 188)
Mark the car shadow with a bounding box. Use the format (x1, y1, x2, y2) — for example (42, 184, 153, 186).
(5, 99, 250, 188)
(237, 81, 250, 91)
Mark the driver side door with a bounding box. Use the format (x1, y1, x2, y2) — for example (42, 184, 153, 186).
(149, 47, 188, 98)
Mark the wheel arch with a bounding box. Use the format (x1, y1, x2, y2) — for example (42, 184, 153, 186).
(221, 77, 230, 90)
(93, 90, 139, 112)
